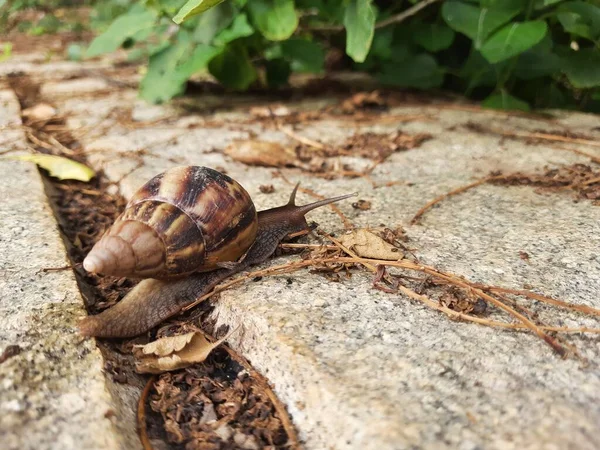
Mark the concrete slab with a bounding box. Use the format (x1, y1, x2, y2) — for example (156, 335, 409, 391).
(5, 57, 600, 449)
(0, 89, 123, 450)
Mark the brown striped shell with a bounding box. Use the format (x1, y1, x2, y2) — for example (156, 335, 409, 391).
(83, 166, 258, 279)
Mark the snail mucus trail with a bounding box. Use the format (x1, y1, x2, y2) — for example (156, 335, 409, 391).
(79, 166, 354, 338)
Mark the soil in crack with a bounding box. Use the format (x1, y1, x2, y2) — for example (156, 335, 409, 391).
(10, 73, 299, 450)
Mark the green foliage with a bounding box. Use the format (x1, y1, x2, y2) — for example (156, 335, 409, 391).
(343, 0, 375, 63)
(480, 21, 548, 63)
(247, 0, 298, 41)
(13, 0, 593, 111)
(85, 7, 158, 57)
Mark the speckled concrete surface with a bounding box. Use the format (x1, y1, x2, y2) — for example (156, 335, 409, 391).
(0, 88, 126, 449)
(3, 57, 600, 449)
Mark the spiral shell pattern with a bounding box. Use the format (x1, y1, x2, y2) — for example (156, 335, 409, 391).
(83, 166, 258, 279)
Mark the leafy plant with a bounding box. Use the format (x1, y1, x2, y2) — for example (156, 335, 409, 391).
(78, 0, 599, 110)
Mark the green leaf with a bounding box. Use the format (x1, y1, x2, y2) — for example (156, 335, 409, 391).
(173, 0, 226, 24)
(280, 38, 325, 73)
(265, 58, 291, 87)
(482, 91, 530, 111)
(247, 0, 298, 41)
(208, 45, 257, 89)
(557, 1, 600, 41)
(344, 0, 375, 63)
(379, 54, 444, 89)
(514, 41, 561, 80)
(7, 154, 95, 181)
(176, 44, 222, 79)
(192, 2, 236, 44)
(441, 1, 523, 48)
(412, 23, 455, 52)
(561, 49, 600, 88)
(86, 10, 157, 58)
(370, 28, 393, 60)
(139, 33, 194, 103)
(213, 13, 254, 45)
(480, 21, 548, 64)
(534, 0, 563, 9)
(460, 50, 506, 90)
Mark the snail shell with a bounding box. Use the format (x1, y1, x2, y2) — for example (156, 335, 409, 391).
(83, 166, 258, 279)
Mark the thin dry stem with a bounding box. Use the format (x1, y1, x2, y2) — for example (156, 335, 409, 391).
(277, 124, 327, 150)
(411, 176, 501, 224)
(489, 127, 600, 149)
(478, 285, 600, 317)
(137, 376, 156, 450)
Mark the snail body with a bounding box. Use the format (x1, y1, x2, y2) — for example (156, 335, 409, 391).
(80, 166, 352, 338)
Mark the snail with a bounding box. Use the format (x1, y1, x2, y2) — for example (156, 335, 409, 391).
(79, 166, 353, 338)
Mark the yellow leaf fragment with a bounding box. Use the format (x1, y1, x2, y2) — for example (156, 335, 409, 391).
(7, 154, 95, 181)
(134, 332, 229, 374)
(225, 140, 297, 167)
(338, 229, 403, 261)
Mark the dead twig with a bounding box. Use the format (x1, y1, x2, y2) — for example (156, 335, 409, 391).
(137, 376, 156, 450)
(411, 176, 501, 224)
(489, 128, 600, 149)
(376, 0, 442, 29)
(277, 124, 327, 150)
(181, 253, 600, 357)
(477, 285, 600, 317)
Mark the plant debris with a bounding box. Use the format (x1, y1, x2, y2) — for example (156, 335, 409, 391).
(143, 347, 296, 449)
(12, 75, 298, 450)
(7, 153, 96, 181)
(338, 229, 404, 260)
(412, 164, 600, 223)
(339, 90, 388, 114)
(259, 184, 275, 194)
(439, 287, 488, 316)
(352, 199, 371, 210)
(134, 331, 230, 374)
(337, 131, 433, 160)
(224, 127, 431, 181)
(225, 140, 297, 168)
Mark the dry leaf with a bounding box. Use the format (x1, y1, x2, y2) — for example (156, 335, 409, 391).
(249, 105, 291, 117)
(22, 103, 57, 121)
(352, 200, 371, 210)
(6, 154, 95, 181)
(134, 331, 229, 374)
(339, 229, 403, 260)
(225, 140, 297, 167)
(259, 184, 275, 194)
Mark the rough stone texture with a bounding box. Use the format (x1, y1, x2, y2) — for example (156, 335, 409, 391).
(0, 88, 123, 450)
(4, 57, 600, 449)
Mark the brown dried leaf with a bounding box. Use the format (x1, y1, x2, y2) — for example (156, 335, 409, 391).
(338, 229, 403, 260)
(340, 91, 387, 113)
(259, 184, 275, 194)
(352, 199, 371, 210)
(225, 140, 297, 167)
(134, 332, 228, 374)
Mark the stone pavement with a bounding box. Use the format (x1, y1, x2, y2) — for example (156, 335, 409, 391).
(2, 56, 600, 450)
(0, 88, 128, 449)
